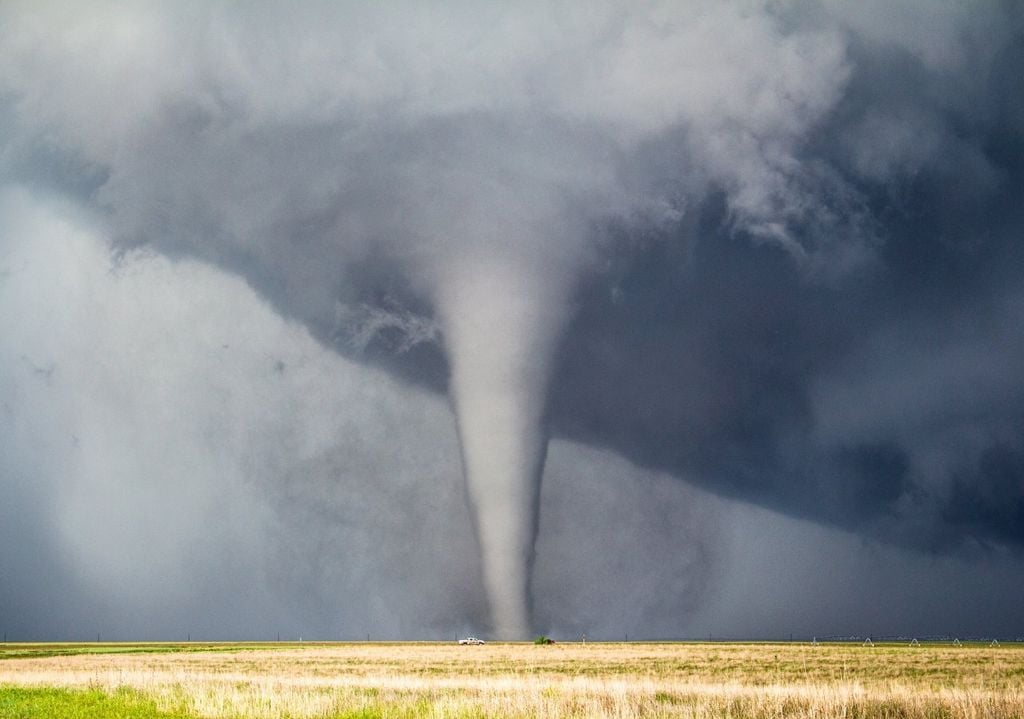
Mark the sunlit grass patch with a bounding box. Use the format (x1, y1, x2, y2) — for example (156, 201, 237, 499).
(0, 685, 190, 718)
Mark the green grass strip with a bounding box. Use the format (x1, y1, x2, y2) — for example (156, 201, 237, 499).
(0, 686, 192, 719)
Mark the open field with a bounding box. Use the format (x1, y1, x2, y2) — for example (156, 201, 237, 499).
(2, 641, 1023, 718)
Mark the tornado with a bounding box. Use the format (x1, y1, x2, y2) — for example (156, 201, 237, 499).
(435, 254, 570, 638)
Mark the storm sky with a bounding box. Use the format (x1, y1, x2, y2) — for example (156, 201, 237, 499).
(2, 1, 1024, 640)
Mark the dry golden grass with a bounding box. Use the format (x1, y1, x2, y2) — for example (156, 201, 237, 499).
(2, 642, 1022, 718)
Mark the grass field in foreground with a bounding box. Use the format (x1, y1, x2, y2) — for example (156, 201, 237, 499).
(1, 641, 1022, 718)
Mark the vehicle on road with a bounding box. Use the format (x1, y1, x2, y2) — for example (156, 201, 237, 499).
(458, 637, 486, 645)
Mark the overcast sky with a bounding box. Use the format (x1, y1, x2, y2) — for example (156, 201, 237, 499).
(2, 1, 1023, 640)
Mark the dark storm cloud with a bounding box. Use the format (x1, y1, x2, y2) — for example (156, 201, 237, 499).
(552, 185, 1024, 552)
(3, 3, 1021, 538)
(2, 1, 1024, 637)
(542, 9, 1024, 552)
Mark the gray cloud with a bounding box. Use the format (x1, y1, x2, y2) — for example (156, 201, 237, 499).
(2, 1, 1023, 638)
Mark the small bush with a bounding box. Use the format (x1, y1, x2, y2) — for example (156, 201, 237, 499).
(534, 635, 555, 645)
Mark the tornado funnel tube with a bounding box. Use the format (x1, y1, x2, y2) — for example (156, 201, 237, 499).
(437, 258, 568, 639)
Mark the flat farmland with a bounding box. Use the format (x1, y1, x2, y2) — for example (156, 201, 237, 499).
(1, 641, 1022, 718)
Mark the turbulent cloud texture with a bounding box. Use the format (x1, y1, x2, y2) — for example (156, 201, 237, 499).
(2, 1, 1023, 638)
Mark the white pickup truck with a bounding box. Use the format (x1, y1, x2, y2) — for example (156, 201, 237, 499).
(458, 637, 486, 645)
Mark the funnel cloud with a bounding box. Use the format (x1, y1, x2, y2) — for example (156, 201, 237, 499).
(441, 257, 571, 637)
(2, 2, 1024, 639)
